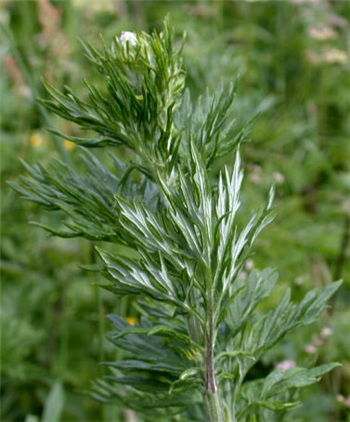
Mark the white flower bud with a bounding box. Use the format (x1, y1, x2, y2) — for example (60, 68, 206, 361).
(119, 31, 137, 47)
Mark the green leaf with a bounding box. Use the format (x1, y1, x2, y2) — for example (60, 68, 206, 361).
(255, 400, 300, 411)
(41, 381, 65, 422)
(262, 363, 341, 398)
(216, 350, 256, 362)
(25, 416, 39, 422)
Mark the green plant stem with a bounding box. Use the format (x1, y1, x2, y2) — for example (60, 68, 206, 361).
(205, 292, 217, 395)
(232, 377, 244, 422)
(204, 286, 224, 422)
(204, 391, 224, 422)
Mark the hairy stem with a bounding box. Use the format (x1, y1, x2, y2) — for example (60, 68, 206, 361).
(204, 289, 224, 422)
(205, 296, 217, 395)
(204, 392, 224, 422)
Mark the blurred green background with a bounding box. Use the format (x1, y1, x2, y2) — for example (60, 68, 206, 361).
(1, 1, 349, 421)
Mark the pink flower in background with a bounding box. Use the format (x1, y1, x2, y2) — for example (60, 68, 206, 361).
(276, 360, 297, 370)
(305, 344, 317, 354)
(329, 14, 347, 28)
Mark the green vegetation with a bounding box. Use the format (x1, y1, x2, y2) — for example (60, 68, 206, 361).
(1, 1, 349, 422)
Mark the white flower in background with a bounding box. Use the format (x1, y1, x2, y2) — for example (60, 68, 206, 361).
(322, 48, 348, 64)
(249, 164, 262, 184)
(338, 395, 350, 408)
(239, 271, 247, 281)
(294, 275, 307, 285)
(306, 48, 348, 65)
(273, 172, 285, 184)
(309, 26, 337, 41)
(245, 259, 254, 270)
(276, 360, 297, 371)
(321, 327, 333, 339)
(119, 31, 138, 47)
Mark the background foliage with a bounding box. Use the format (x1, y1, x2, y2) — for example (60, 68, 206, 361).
(1, 1, 349, 421)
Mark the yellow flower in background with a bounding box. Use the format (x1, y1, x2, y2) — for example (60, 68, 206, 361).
(30, 132, 44, 148)
(126, 317, 137, 326)
(64, 140, 76, 150)
(322, 48, 348, 64)
(306, 48, 348, 65)
(30, 134, 76, 150)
